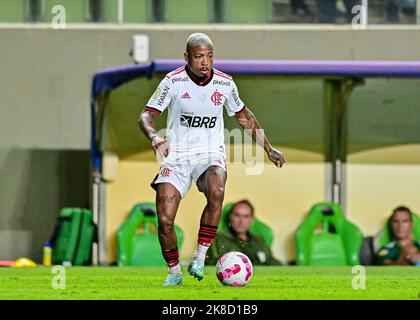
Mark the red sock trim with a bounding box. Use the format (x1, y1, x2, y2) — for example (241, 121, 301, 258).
(162, 248, 179, 267)
(198, 224, 218, 247)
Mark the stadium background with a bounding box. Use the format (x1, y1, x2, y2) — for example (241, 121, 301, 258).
(1, 0, 420, 265)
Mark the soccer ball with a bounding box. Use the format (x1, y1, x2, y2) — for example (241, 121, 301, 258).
(216, 251, 253, 286)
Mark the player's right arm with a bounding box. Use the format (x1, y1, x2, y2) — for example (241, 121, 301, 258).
(138, 75, 174, 159)
(138, 110, 169, 158)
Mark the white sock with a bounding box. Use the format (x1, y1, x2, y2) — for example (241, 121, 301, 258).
(193, 244, 210, 262)
(169, 262, 181, 274)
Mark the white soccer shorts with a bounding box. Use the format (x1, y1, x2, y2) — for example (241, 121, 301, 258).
(150, 152, 227, 198)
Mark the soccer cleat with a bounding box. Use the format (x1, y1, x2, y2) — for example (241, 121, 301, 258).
(188, 259, 204, 281)
(162, 272, 183, 287)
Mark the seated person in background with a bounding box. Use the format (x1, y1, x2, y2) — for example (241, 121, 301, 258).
(290, 0, 312, 17)
(205, 200, 282, 265)
(375, 206, 420, 265)
(386, 0, 415, 23)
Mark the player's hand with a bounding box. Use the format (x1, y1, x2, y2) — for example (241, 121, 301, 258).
(267, 147, 286, 168)
(406, 252, 420, 264)
(151, 136, 170, 160)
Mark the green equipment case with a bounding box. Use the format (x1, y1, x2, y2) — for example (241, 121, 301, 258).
(50, 208, 96, 266)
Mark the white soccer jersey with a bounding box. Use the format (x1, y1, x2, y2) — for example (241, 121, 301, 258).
(145, 65, 245, 155)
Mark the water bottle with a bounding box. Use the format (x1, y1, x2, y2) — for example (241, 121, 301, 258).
(43, 242, 52, 267)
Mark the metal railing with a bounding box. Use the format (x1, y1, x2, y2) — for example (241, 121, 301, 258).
(12, 0, 420, 25)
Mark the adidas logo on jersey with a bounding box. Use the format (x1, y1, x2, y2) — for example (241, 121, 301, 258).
(181, 92, 191, 99)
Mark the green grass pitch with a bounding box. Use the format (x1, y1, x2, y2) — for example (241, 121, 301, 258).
(0, 266, 419, 300)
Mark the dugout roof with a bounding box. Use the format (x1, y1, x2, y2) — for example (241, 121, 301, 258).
(91, 59, 420, 171)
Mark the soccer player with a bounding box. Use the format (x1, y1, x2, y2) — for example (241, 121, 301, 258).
(138, 33, 286, 286)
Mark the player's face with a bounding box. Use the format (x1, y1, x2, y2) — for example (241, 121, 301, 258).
(185, 44, 214, 77)
(391, 211, 413, 240)
(229, 203, 253, 234)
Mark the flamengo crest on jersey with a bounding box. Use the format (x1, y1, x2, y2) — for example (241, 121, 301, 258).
(145, 66, 245, 154)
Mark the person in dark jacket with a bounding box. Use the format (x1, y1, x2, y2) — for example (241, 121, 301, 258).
(206, 200, 282, 265)
(375, 206, 420, 265)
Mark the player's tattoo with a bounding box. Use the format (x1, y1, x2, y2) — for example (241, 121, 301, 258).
(138, 110, 160, 141)
(235, 107, 271, 152)
(236, 107, 255, 129)
(157, 194, 177, 204)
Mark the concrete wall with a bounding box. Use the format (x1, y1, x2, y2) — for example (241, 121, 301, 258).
(1, 24, 420, 262)
(2, 24, 420, 149)
(0, 149, 89, 261)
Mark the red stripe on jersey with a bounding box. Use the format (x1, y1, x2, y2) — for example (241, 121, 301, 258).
(170, 66, 185, 76)
(144, 106, 162, 115)
(214, 70, 232, 80)
(214, 68, 231, 76)
(172, 65, 184, 73)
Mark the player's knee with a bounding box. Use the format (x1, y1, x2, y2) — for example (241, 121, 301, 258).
(157, 212, 175, 233)
(207, 185, 225, 204)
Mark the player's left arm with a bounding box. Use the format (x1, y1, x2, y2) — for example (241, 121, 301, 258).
(235, 106, 286, 168)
